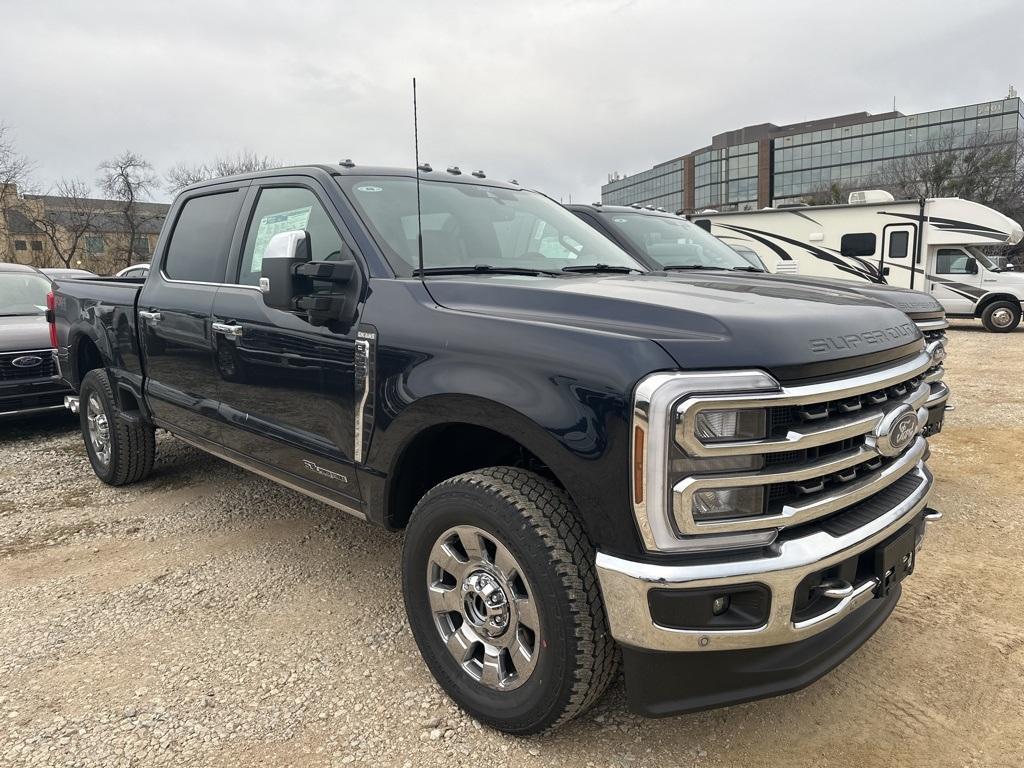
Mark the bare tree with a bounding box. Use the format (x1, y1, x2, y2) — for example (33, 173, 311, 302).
(0, 123, 33, 205)
(98, 151, 158, 268)
(26, 179, 101, 268)
(165, 150, 281, 194)
(873, 130, 1020, 206)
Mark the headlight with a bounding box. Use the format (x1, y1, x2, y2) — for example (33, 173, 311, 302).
(692, 486, 766, 521)
(691, 408, 767, 444)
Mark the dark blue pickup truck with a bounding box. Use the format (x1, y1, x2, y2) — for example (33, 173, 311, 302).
(51, 164, 943, 733)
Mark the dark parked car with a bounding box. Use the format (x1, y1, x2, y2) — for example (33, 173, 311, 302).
(52, 164, 942, 733)
(0, 263, 71, 419)
(568, 203, 951, 435)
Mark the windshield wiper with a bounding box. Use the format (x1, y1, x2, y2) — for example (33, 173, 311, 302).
(561, 264, 643, 274)
(730, 266, 764, 272)
(659, 264, 725, 271)
(413, 265, 559, 277)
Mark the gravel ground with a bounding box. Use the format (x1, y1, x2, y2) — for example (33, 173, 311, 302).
(1, 319, 1022, 767)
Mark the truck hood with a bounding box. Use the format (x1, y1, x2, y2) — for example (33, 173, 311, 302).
(748, 273, 944, 319)
(425, 273, 922, 380)
(0, 315, 52, 354)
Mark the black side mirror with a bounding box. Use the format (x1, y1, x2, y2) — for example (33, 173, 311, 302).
(966, 257, 979, 274)
(260, 230, 362, 328)
(260, 231, 311, 311)
(881, 266, 891, 276)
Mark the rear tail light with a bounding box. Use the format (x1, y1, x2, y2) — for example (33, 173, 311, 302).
(46, 291, 58, 348)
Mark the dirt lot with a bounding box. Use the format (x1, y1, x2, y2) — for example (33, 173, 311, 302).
(1, 321, 1022, 768)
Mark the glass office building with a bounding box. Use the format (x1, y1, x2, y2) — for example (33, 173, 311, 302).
(601, 158, 683, 212)
(694, 142, 759, 211)
(600, 96, 1023, 212)
(772, 98, 1023, 205)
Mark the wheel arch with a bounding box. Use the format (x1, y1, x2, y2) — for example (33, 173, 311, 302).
(374, 394, 602, 538)
(974, 292, 1023, 318)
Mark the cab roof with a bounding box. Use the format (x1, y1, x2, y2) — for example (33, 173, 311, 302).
(181, 163, 524, 195)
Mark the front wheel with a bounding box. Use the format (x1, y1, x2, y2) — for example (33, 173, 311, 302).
(402, 467, 618, 734)
(981, 300, 1021, 332)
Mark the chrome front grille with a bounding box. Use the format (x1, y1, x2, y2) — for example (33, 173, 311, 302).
(631, 351, 936, 553)
(669, 354, 931, 538)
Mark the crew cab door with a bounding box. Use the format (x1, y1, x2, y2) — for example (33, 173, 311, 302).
(928, 247, 982, 313)
(138, 186, 247, 439)
(208, 178, 364, 506)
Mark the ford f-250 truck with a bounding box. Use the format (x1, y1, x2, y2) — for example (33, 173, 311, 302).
(51, 164, 942, 733)
(569, 203, 951, 436)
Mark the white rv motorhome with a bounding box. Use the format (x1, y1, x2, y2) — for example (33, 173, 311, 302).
(689, 192, 1024, 332)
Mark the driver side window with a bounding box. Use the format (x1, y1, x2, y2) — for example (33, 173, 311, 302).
(237, 186, 351, 286)
(936, 248, 970, 274)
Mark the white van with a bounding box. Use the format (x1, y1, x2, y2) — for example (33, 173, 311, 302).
(689, 192, 1024, 332)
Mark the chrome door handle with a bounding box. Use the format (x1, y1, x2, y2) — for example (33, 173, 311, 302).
(138, 310, 162, 322)
(212, 322, 243, 339)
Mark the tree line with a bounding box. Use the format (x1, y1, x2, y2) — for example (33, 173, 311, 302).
(0, 124, 279, 270)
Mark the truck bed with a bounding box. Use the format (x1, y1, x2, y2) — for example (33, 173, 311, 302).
(52, 277, 145, 392)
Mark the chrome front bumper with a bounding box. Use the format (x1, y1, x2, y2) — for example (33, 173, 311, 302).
(596, 463, 938, 653)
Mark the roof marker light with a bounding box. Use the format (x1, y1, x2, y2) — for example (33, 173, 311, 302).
(472, 170, 486, 178)
(418, 162, 433, 172)
(338, 158, 355, 168)
(447, 166, 462, 175)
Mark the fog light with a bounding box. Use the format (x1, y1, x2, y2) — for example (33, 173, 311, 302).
(712, 595, 730, 615)
(692, 486, 765, 521)
(926, 340, 947, 365)
(694, 409, 766, 443)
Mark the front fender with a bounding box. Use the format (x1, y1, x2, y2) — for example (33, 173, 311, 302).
(359, 279, 678, 557)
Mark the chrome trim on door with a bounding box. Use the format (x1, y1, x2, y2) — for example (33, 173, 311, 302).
(353, 338, 371, 464)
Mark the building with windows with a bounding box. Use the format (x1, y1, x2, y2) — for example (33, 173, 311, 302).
(0, 185, 169, 273)
(601, 94, 1024, 213)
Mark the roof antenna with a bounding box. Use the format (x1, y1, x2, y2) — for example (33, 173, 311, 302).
(413, 77, 425, 280)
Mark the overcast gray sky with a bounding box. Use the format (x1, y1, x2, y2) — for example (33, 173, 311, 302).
(2, 0, 1023, 203)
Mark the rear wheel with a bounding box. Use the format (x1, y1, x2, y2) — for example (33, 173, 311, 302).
(981, 300, 1021, 332)
(79, 369, 155, 486)
(402, 467, 617, 734)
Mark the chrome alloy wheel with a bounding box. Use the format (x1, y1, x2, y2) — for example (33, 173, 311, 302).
(85, 393, 111, 467)
(427, 525, 540, 691)
(991, 307, 1015, 328)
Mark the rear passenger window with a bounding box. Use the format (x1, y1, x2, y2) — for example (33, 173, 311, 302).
(163, 190, 244, 283)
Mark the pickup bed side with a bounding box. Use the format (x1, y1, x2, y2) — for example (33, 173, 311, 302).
(54, 278, 149, 419)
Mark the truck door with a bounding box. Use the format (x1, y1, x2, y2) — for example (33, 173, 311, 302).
(209, 179, 363, 507)
(880, 223, 916, 289)
(928, 247, 982, 313)
(138, 187, 247, 439)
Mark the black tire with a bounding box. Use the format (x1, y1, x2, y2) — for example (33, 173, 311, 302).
(402, 467, 618, 734)
(79, 369, 155, 486)
(980, 300, 1021, 333)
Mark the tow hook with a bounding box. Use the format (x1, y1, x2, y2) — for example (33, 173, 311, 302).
(64, 395, 80, 414)
(923, 507, 942, 523)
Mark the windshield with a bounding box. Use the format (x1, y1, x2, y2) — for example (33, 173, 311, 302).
(607, 213, 762, 270)
(338, 176, 643, 276)
(0, 272, 51, 316)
